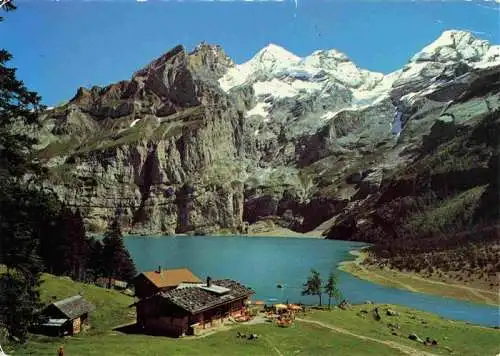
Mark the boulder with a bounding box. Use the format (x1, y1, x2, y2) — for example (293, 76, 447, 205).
(386, 308, 399, 316)
(248, 334, 259, 340)
(424, 337, 438, 346)
(408, 333, 424, 343)
(338, 299, 351, 310)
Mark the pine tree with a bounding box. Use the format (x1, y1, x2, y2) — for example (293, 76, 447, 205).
(301, 269, 323, 306)
(57, 207, 88, 280)
(324, 271, 343, 309)
(87, 237, 105, 283)
(0, 1, 51, 341)
(0, 138, 47, 344)
(36, 205, 89, 280)
(72, 209, 89, 280)
(0, 272, 42, 341)
(37, 199, 64, 275)
(102, 219, 137, 286)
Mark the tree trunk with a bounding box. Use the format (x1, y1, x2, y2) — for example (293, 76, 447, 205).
(318, 293, 322, 306)
(328, 296, 331, 309)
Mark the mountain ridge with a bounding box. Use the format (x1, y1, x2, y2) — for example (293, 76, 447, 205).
(29, 29, 499, 249)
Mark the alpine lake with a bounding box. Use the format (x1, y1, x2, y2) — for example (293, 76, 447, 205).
(124, 235, 499, 327)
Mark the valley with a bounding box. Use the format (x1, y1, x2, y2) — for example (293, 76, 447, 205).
(1, 2, 499, 354)
(24, 30, 500, 299)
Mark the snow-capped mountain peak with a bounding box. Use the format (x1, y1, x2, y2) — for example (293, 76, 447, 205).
(305, 48, 350, 64)
(219, 42, 380, 94)
(220, 29, 499, 141)
(411, 30, 493, 63)
(219, 44, 302, 91)
(255, 43, 301, 63)
(393, 29, 499, 105)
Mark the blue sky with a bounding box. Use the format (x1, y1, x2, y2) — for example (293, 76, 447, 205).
(2, 0, 499, 106)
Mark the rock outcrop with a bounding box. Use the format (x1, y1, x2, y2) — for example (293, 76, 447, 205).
(37, 44, 246, 234)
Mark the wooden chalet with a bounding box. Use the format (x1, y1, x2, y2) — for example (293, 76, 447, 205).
(37, 295, 95, 337)
(132, 273, 254, 337)
(133, 266, 202, 299)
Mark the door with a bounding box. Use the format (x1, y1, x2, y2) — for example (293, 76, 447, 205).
(73, 317, 82, 334)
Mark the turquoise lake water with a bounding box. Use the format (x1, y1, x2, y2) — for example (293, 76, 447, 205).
(124, 235, 499, 327)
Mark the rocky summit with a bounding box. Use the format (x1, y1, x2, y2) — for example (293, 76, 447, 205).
(32, 30, 499, 239)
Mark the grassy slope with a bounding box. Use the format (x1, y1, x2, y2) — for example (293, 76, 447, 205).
(340, 251, 499, 306)
(402, 186, 487, 238)
(38, 106, 205, 160)
(5, 274, 497, 356)
(38, 274, 135, 333)
(304, 305, 500, 356)
(18, 322, 405, 356)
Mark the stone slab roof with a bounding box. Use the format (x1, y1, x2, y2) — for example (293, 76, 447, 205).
(161, 279, 254, 314)
(47, 295, 95, 320)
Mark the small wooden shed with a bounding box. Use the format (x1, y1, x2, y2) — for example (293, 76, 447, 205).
(39, 295, 95, 336)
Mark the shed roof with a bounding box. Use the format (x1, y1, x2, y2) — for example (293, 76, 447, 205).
(47, 295, 95, 320)
(160, 279, 254, 314)
(139, 268, 202, 289)
(41, 318, 69, 327)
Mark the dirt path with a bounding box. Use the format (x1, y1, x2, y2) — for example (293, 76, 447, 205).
(343, 250, 498, 305)
(340, 251, 418, 292)
(364, 265, 497, 304)
(245, 228, 323, 238)
(296, 318, 438, 356)
(392, 272, 498, 304)
(351, 260, 419, 292)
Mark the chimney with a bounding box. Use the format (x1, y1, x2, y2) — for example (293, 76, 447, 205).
(206, 276, 211, 287)
(157, 265, 161, 273)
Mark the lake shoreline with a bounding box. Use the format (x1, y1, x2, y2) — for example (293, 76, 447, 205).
(125, 235, 499, 326)
(339, 248, 499, 307)
(117, 227, 325, 239)
(20, 271, 500, 356)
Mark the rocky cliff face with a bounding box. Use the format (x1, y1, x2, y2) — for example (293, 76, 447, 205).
(37, 44, 246, 234)
(33, 30, 500, 236)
